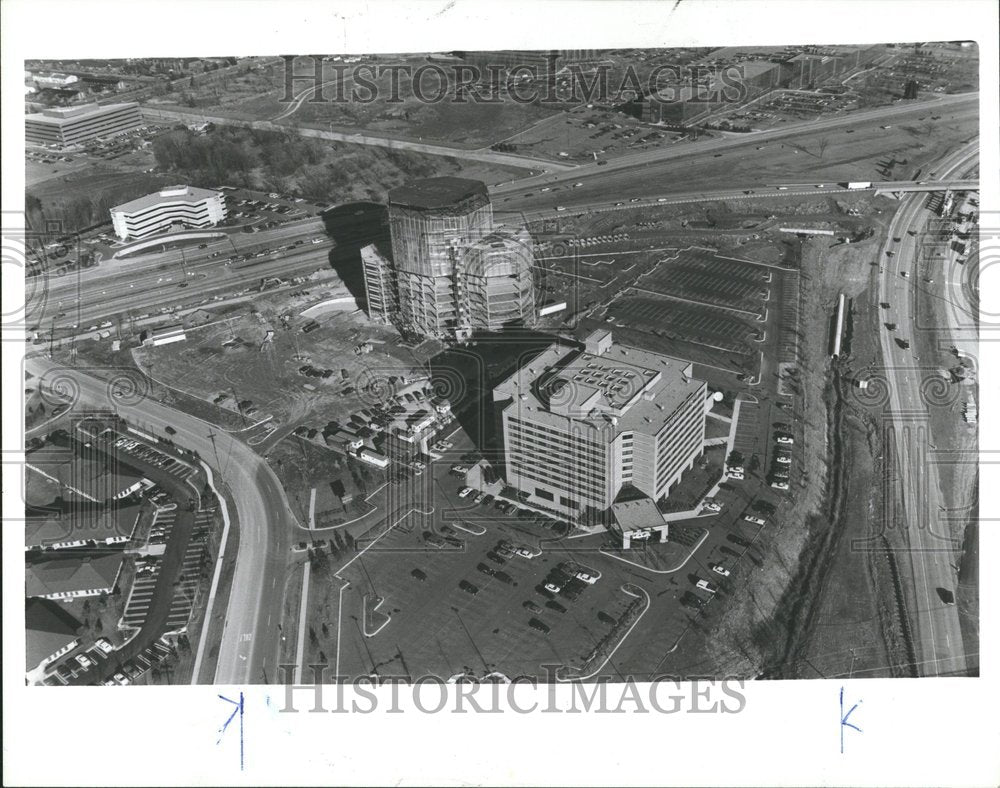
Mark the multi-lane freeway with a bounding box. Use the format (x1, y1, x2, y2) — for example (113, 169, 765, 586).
(23, 91, 980, 685)
(875, 140, 978, 676)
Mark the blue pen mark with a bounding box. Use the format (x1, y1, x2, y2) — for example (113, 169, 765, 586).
(839, 686, 862, 754)
(218, 691, 245, 771)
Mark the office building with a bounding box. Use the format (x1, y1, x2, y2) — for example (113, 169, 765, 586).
(111, 186, 227, 240)
(362, 177, 536, 339)
(25, 101, 142, 146)
(494, 329, 708, 522)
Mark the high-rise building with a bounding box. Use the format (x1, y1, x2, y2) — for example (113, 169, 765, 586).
(25, 102, 142, 146)
(463, 226, 536, 332)
(361, 177, 536, 339)
(493, 329, 708, 523)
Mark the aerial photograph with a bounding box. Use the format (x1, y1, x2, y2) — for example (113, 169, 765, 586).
(21, 43, 979, 688)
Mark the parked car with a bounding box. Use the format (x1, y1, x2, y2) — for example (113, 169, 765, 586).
(544, 582, 562, 594)
(411, 568, 428, 581)
(703, 501, 722, 512)
(459, 580, 479, 595)
(771, 481, 790, 490)
(94, 638, 114, 655)
(776, 436, 794, 445)
(711, 565, 731, 577)
(528, 618, 551, 633)
(696, 579, 718, 594)
(744, 515, 766, 526)
(458, 486, 473, 498)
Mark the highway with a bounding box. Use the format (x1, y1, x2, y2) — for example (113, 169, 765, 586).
(41, 218, 331, 334)
(26, 355, 298, 685)
(24, 95, 980, 686)
(492, 92, 978, 196)
(875, 140, 978, 676)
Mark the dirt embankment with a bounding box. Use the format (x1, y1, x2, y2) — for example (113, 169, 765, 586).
(707, 221, 921, 678)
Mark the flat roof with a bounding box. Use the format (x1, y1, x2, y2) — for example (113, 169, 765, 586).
(495, 332, 703, 437)
(112, 185, 222, 214)
(26, 101, 138, 125)
(612, 496, 665, 531)
(388, 177, 489, 211)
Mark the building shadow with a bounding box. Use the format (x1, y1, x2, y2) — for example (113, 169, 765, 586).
(320, 202, 388, 308)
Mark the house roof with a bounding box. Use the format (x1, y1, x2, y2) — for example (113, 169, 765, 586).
(25, 598, 81, 670)
(26, 554, 124, 597)
(25, 452, 146, 503)
(25, 502, 141, 548)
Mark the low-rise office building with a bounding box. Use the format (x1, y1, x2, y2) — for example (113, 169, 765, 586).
(25, 101, 142, 146)
(111, 186, 227, 240)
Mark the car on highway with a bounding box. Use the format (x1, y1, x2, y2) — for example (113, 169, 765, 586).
(573, 182, 583, 187)
(900, 270, 908, 277)
(629, 197, 640, 203)
(614, 202, 624, 206)
(711, 565, 731, 577)
(744, 515, 766, 526)
(164, 425, 177, 435)
(556, 206, 566, 211)
(696, 579, 718, 594)
(657, 197, 667, 202)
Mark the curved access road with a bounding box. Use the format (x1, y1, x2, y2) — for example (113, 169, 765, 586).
(24, 355, 298, 685)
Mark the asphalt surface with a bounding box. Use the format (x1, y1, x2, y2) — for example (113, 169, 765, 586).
(492, 92, 978, 197)
(42, 217, 329, 332)
(26, 354, 299, 685)
(875, 140, 978, 676)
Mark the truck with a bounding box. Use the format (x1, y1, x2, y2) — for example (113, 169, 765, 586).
(844, 181, 872, 190)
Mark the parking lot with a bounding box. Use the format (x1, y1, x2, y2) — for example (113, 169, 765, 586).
(638, 247, 774, 314)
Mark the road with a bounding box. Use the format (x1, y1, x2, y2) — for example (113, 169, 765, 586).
(875, 139, 978, 676)
(41, 218, 331, 333)
(141, 107, 572, 173)
(492, 92, 978, 196)
(25, 354, 298, 685)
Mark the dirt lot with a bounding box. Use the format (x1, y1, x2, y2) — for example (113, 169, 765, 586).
(131, 285, 426, 437)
